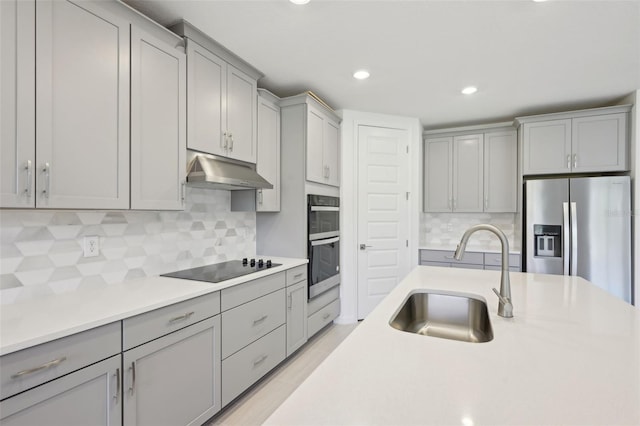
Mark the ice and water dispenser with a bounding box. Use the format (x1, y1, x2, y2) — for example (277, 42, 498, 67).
(533, 224, 561, 257)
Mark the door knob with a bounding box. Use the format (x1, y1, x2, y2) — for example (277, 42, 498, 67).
(359, 244, 372, 250)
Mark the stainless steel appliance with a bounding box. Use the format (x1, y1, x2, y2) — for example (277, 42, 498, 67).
(161, 258, 281, 283)
(307, 195, 340, 299)
(524, 176, 632, 303)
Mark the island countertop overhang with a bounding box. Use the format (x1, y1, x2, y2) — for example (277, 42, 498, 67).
(265, 266, 640, 426)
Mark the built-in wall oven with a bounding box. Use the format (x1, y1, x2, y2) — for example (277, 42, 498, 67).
(307, 195, 340, 299)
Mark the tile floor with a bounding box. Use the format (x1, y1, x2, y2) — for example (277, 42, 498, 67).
(206, 323, 358, 426)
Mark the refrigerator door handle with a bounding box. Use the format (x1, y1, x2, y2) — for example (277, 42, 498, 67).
(570, 202, 578, 276)
(562, 202, 570, 275)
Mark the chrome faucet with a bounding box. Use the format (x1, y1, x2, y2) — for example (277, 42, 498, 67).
(454, 224, 513, 318)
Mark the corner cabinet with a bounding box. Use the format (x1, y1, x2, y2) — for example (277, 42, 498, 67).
(280, 93, 341, 188)
(256, 89, 281, 212)
(424, 124, 517, 213)
(517, 105, 630, 176)
(130, 27, 186, 210)
(173, 21, 262, 164)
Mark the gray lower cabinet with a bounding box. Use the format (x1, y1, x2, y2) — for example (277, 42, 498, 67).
(221, 325, 286, 406)
(419, 249, 521, 272)
(307, 286, 340, 338)
(0, 355, 122, 426)
(123, 315, 222, 426)
(286, 280, 308, 356)
(0, 322, 122, 426)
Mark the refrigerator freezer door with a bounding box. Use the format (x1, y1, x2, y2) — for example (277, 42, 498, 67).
(570, 176, 631, 303)
(525, 179, 568, 275)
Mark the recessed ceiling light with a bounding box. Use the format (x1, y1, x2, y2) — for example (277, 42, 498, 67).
(461, 86, 478, 95)
(290, 0, 310, 4)
(532, 0, 548, 2)
(353, 70, 370, 80)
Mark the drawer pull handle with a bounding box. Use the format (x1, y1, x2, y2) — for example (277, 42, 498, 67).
(129, 362, 136, 395)
(253, 354, 268, 367)
(168, 311, 194, 324)
(293, 273, 303, 279)
(444, 256, 455, 260)
(253, 315, 268, 325)
(322, 313, 331, 320)
(11, 356, 67, 379)
(114, 368, 120, 403)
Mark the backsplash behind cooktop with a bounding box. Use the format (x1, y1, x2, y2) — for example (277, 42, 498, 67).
(0, 187, 256, 303)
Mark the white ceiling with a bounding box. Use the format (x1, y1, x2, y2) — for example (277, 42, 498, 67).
(124, 0, 640, 129)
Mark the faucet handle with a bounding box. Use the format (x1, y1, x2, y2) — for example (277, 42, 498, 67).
(492, 288, 514, 318)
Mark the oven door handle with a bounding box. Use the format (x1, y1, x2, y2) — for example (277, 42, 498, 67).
(311, 236, 340, 246)
(310, 206, 339, 212)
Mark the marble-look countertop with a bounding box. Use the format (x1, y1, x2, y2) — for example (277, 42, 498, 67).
(0, 257, 307, 356)
(265, 266, 640, 426)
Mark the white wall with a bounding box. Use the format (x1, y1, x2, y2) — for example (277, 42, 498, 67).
(336, 110, 422, 323)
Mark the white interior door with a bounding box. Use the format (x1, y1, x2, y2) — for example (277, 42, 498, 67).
(357, 125, 410, 319)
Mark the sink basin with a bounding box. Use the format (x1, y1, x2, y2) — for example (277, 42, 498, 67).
(389, 290, 493, 343)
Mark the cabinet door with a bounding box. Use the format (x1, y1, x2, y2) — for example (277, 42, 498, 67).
(256, 94, 280, 212)
(423, 137, 453, 212)
(0, 355, 121, 426)
(484, 130, 517, 212)
(0, 0, 35, 208)
(522, 119, 571, 175)
(186, 39, 226, 156)
(123, 316, 221, 426)
(226, 64, 257, 163)
(306, 104, 326, 184)
(324, 119, 340, 187)
(35, 0, 129, 209)
(130, 27, 186, 210)
(286, 281, 308, 356)
(571, 113, 627, 173)
(453, 134, 483, 212)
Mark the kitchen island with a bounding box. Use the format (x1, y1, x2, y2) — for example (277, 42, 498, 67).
(265, 266, 640, 426)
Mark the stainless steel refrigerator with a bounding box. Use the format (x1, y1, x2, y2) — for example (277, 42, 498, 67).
(524, 176, 632, 303)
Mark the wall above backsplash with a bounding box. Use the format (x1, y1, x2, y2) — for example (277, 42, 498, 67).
(0, 187, 256, 304)
(420, 212, 520, 252)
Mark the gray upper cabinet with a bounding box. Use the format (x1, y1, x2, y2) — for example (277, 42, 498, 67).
(423, 124, 517, 213)
(517, 105, 630, 176)
(484, 130, 517, 212)
(0, 0, 35, 208)
(256, 89, 281, 212)
(36, 0, 130, 209)
(280, 93, 341, 188)
(130, 26, 186, 210)
(174, 21, 262, 164)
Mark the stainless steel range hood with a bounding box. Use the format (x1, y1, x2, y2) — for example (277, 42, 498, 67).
(186, 152, 273, 190)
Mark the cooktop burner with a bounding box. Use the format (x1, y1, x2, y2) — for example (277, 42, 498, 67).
(161, 258, 281, 284)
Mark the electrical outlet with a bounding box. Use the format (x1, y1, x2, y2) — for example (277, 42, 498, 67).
(83, 235, 100, 258)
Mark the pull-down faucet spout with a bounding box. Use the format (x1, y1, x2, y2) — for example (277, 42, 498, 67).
(454, 224, 513, 318)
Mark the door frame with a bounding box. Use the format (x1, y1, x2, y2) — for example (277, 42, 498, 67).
(337, 110, 422, 323)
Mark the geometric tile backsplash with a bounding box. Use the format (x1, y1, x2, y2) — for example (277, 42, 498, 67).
(0, 187, 256, 304)
(420, 212, 520, 252)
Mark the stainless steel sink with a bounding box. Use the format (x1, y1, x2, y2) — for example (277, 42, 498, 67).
(389, 291, 493, 343)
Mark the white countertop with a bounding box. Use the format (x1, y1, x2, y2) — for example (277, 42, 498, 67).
(0, 257, 306, 356)
(265, 266, 640, 426)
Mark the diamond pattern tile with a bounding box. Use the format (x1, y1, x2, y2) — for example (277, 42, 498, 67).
(0, 187, 257, 303)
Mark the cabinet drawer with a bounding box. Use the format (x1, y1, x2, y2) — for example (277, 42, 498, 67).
(221, 289, 285, 359)
(1, 322, 121, 400)
(308, 298, 340, 338)
(307, 286, 339, 316)
(286, 265, 307, 286)
(484, 253, 521, 268)
(420, 261, 451, 268)
(221, 272, 285, 311)
(420, 249, 483, 265)
(123, 291, 220, 350)
(221, 325, 286, 407)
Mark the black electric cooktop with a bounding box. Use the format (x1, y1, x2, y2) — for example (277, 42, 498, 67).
(161, 258, 281, 283)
